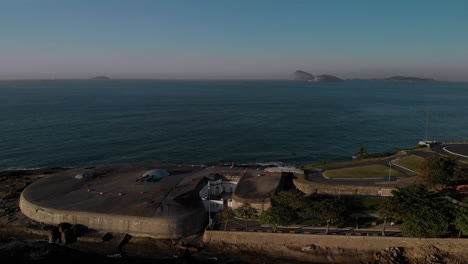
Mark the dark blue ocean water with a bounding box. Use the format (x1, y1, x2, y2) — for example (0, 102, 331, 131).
(0, 80, 466, 170)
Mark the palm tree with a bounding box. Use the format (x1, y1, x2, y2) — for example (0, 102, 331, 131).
(355, 147, 368, 159)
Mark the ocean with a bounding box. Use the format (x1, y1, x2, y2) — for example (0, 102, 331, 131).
(0, 80, 466, 170)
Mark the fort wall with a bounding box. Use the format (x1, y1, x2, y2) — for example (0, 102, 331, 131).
(19, 193, 207, 239)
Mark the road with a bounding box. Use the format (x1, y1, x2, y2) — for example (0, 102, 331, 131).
(432, 143, 468, 161)
(216, 218, 403, 237)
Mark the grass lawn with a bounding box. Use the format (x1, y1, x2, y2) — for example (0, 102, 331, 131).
(302, 146, 433, 170)
(323, 164, 406, 179)
(392, 155, 424, 174)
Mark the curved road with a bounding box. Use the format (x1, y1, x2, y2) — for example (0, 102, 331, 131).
(432, 143, 468, 160)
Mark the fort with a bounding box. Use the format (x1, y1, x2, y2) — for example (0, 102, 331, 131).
(19, 163, 300, 238)
(18, 160, 410, 238)
(18, 143, 468, 240)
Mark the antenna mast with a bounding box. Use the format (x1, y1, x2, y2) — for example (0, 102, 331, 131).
(425, 107, 430, 141)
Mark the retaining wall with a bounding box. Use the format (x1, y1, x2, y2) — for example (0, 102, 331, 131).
(231, 197, 271, 212)
(204, 230, 468, 263)
(294, 179, 395, 196)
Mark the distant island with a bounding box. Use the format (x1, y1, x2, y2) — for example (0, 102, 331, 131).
(293, 70, 343, 83)
(91, 76, 111, 80)
(309, 74, 344, 83)
(379, 76, 436, 82)
(292, 70, 315, 81)
(292, 70, 437, 83)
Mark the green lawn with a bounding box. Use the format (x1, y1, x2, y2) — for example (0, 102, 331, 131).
(302, 146, 433, 170)
(392, 155, 425, 174)
(323, 164, 406, 179)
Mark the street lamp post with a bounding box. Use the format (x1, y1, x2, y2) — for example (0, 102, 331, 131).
(208, 182, 211, 229)
(388, 162, 392, 183)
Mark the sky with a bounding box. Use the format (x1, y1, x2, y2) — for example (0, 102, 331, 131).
(1, 0, 467, 81)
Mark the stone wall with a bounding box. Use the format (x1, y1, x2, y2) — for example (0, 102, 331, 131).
(204, 230, 468, 263)
(294, 178, 395, 196)
(231, 197, 271, 212)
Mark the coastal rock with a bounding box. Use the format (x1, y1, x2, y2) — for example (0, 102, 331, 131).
(292, 70, 314, 81)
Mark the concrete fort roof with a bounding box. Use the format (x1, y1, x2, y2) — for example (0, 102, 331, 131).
(19, 163, 271, 238)
(232, 171, 284, 204)
(20, 163, 216, 238)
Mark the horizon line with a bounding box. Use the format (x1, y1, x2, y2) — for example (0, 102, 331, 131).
(0, 78, 465, 83)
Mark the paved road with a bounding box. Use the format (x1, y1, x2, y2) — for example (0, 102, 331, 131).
(222, 226, 402, 237)
(217, 218, 403, 237)
(432, 143, 468, 161)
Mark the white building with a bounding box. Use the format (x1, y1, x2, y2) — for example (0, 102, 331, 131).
(199, 179, 237, 213)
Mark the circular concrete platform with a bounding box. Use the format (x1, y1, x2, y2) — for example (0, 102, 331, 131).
(20, 163, 209, 238)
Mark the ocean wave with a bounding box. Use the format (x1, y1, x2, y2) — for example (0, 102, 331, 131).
(1, 167, 44, 172)
(0, 167, 74, 172)
(241, 161, 284, 167)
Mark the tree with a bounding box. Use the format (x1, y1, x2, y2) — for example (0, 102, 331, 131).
(420, 154, 458, 187)
(388, 184, 455, 238)
(454, 199, 468, 238)
(218, 208, 235, 230)
(309, 199, 345, 234)
(378, 199, 397, 236)
(271, 191, 307, 211)
(355, 147, 368, 159)
(261, 206, 294, 232)
(233, 203, 258, 231)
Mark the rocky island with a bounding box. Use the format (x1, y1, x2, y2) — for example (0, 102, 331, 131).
(292, 70, 315, 81)
(309, 74, 344, 83)
(382, 76, 437, 82)
(292, 70, 437, 83)
(292, 70, 343, 82)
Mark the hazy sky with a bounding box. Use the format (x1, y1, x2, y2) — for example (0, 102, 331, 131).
(1, 0, 467, 81)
